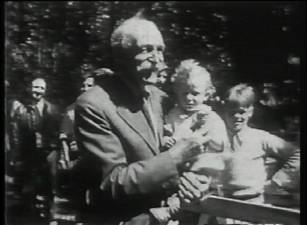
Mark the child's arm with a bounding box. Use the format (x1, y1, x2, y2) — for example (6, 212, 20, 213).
(162, 123, 177, 150)
(262, 132, 300, 190)
(192, 111, 228, 152)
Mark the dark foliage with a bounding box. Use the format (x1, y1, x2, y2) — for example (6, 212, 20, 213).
(5, 2, 303, 138)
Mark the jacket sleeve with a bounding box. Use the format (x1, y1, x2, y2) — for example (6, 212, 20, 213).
(262, 132, 300, 190)
(75, 99, 179, 199)
(59, 111, 75, 141)
(9, 105, 22, 161)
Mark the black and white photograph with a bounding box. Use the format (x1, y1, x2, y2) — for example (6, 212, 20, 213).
(5, 1, 302, 225)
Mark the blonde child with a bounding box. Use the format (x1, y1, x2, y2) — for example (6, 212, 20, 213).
(150, 59, 229, 224)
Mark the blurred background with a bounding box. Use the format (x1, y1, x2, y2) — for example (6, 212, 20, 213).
(5, 1, 303, 142)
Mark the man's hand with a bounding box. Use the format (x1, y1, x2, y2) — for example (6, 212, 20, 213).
(264, 180, 288, 195)
(69, 140, 78, 152)
(178, 172, 211, 204)
(168, 136, 210, 166)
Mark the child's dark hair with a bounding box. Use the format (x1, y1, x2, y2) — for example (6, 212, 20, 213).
(224, 83, 256, 108)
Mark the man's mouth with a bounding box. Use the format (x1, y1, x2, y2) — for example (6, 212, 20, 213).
(234, 120, 244, 125)
(33, 93, 42, 98)
(184, 104, 198, 111)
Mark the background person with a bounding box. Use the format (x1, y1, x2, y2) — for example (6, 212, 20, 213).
(216, 83, 300, 223)
(9, 77, 61, 220)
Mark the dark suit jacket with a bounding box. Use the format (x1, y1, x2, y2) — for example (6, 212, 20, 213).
(75, 76, 179, 224)
(11, 98, 61, 161)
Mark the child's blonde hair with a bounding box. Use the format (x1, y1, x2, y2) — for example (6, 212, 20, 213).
(224, 83, 256, 108)
(171, 59, 214, 94)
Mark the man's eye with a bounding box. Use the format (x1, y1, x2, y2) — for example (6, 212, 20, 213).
(191, 92, 200, 96)
(141, 46, 153, 53)
(157, 46, 164, 52)
(141, 47, 148, 53)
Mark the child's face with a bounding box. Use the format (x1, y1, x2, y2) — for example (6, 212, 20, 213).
(224, 105, 253, 132)
(175, 78, 210, 113)
(156, 70, 167, 87)
(80, 77, 95, 93)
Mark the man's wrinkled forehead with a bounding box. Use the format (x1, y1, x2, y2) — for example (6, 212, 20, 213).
(135, 27, 165, 48)
(32, 78, 46, 88)
(111, 18, 165, 49)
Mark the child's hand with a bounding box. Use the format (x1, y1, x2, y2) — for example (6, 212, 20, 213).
(164, 136, 177, 149)
(166, 194, 181, 215)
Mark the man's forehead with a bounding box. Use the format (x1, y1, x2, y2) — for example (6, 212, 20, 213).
(32, 78, 46, 87)
(135, 30, 165, 48)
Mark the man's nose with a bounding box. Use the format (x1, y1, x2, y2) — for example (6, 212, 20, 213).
(234, 113, 242, 118)
(186, 93, 194, 101)
(149, 49, 163, 63)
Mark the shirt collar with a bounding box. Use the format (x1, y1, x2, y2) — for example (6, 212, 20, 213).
(228, 125, 252, 144)
(27, 99, 44, 115)
(36, 99, 45, 116)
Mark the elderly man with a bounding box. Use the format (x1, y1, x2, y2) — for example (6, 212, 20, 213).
(74, 15, 208, 225)
(10, 77, 61, 220)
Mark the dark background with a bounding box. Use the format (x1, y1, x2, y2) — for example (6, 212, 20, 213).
(5, 1, 304, 142)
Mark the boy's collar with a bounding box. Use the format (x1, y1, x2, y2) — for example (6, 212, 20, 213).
(227, 125, 251, 137)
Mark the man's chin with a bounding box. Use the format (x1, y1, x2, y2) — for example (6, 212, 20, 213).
(182, 106, 198, 113)
(32, 95, 43, 101)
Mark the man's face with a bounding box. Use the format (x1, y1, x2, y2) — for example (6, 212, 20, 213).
(133, 42, 165, 82)
(118, 25, 165, 83)
(80, 77, 95, 93)
(224, 105, 253, 132)
(175, 78, 209, 113)
(31, 78, 46, 102)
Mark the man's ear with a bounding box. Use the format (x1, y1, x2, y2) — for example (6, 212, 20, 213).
(248, 106, 254, 118)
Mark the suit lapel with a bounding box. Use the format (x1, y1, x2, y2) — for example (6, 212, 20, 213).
(148, 91, 164, 146)
(117, 105, 159, 155)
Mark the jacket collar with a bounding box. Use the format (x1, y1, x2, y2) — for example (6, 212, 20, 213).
(114, 77, 161, 155)
(117, 103, 160, 155)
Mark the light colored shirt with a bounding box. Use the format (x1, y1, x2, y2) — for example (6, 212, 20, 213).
(165, 104, 228, 152)
(222, 126, 300, 194)
(36, 99, 45, 116)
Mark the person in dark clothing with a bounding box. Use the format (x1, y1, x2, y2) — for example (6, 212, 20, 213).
(9, 77, 61, 220)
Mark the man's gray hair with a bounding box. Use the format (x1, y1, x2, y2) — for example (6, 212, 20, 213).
(111, 16, 165, 50)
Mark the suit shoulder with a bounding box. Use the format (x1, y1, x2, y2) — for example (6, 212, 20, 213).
(76, 86, 108, 107)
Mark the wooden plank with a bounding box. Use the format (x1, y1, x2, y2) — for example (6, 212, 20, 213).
(184, 195, 300, 225)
